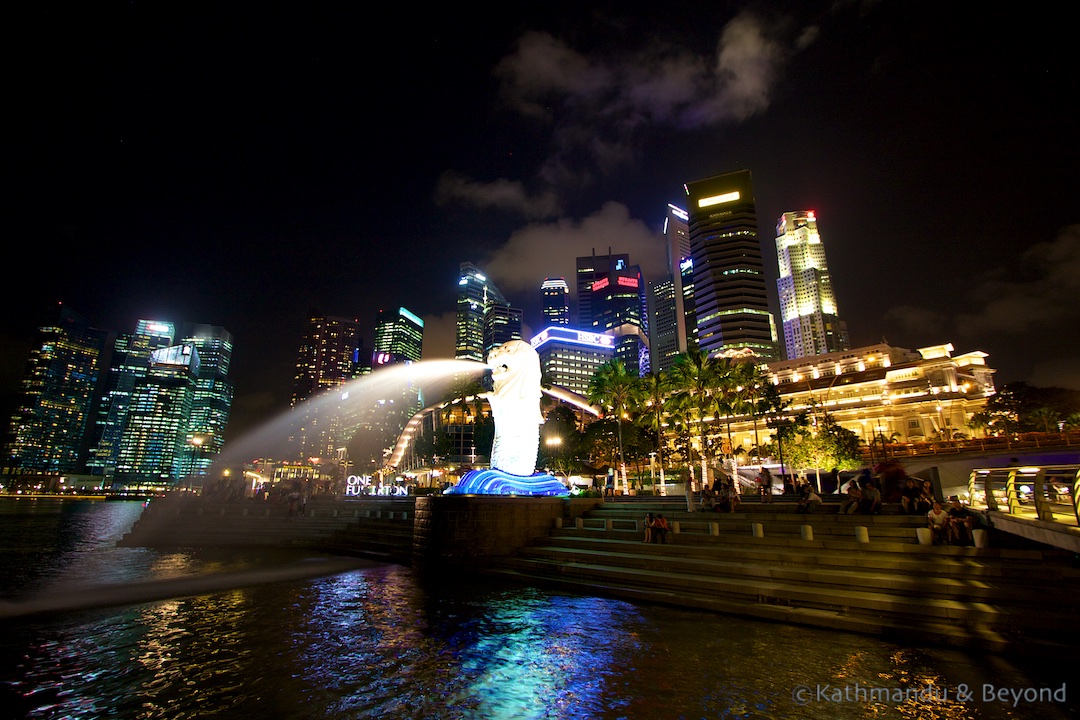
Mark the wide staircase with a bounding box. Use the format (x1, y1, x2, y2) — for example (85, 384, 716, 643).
(482, 497, 1080, 656)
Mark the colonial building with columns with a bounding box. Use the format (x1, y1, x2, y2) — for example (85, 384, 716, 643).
(724, 342, 995, 458)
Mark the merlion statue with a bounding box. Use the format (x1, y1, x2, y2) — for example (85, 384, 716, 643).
(484, 339, 544, 476)
(444, 340, 566, 496)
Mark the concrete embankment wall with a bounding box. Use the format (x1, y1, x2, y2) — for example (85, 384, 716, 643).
(120, 494, 604, 569)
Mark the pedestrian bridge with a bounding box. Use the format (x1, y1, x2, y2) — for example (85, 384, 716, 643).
(967, 464, 1080, 553)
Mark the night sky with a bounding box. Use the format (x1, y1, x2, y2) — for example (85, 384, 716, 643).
(4, 1, 1078, 442)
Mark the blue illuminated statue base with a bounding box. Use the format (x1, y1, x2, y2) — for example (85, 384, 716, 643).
(445, 469, 568, 496)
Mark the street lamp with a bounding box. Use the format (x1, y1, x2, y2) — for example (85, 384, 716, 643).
(546, 435, 563, 477)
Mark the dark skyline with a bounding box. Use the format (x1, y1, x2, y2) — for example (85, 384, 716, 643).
(4, 2, 1078, 442)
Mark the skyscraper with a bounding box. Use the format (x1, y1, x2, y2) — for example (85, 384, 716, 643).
(541, 278, 570, 326)
(456, 262, 509, 362)
(775, 211, 850, 359)
(86, 319, 177, 478)
(684, 170, 778, 360)
(176, 324, 234, 481)
(2, 305, 107, 475)
(113, 341, 199, 487)
(290, 312, 362, 461)
(649, 204, 694, 372)
(575, 250, 629, 329)
(373, 307, 425, 366)
(483, 304, 523, 358)
(591, 264, 650, 376)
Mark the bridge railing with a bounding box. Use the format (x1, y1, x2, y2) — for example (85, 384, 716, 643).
(967, 464, 1080, 527)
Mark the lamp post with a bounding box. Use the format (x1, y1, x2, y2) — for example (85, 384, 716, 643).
(546, 436, 563, 477)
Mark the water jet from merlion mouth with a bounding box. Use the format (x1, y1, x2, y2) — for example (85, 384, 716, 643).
(212, 350, 572, 496)
(214, 358, 491, 475)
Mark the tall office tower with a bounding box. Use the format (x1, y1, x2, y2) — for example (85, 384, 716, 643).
(575, 250, 630, 329)
(86, 319, 176, 477)
(290, 312, 361, 461)
(591, 265, 650, 376)
(530, 327, 614, 397)
(175, 324, 234, 481)
(647, 278, 680, 373)
(2, 305, 107, 475)
(113, 341, 199, 488)
(649, 204, 696, 372)
(483, 304, 523, 358)
(684, 170, 779, 360)
(775, 211, 850, 360)
(456, 262, 509, 362)
(541, 278, 570, 326)
(373, 307, 425, 366)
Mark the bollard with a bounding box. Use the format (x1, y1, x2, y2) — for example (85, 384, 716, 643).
(605, 518, 613, 531)
(576, 517, 584, 529)
(752, 522, 764, 538)
(916, 527, 932, 545)
(800, 524, 813, 541)
(855, 526, 870, 543)
(973, 529, 988, 548)
(672, 521, 681, 534)
(710, 522, 720, 536)
(554, 517, 563, 529)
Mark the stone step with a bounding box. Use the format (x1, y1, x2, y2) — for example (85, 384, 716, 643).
(512, 544, 1079, 608)
(487, 554, 1078, 649)
(541, 535, 1079, 583)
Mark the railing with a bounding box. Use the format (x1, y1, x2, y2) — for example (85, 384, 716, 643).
(967, 464, 1080, 527)
(861, 429, 1079, 462)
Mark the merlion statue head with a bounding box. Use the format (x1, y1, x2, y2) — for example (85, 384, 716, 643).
(487, 340, 543, 406)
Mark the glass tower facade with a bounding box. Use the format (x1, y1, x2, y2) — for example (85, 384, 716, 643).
(175, 324, 234, 481)
(86, 320, 176, 478)
(775, 211, 850, 359)
(684, 170, 778, 361)
(541, 278, 570, 326)
(2, 305, 107, 475)
(456, 262, 509, 362)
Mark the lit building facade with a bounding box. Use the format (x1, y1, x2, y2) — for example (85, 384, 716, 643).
(541, 277, 570, 326)
(456, 262, 509, 362)
(775, 211, 849, 359)
(575, 250, 630, 329)
(175, 324, 234, 482)
(87, 319, 177, 477)
(717, 343, 996, 461)
(483, 304, 523, 358)
(590, 266, 650, 376)
(374, 306, 424, 365)
(2, 305, 107, 475)
(290, 312, 362, 462)
(649, 204, 695, 372)
(530, 326, 615, 397)
(684, 170, 778, 360)
(113, 342, 199, 487)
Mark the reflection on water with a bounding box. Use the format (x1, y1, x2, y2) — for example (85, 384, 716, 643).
(0, 498, 1074, 719)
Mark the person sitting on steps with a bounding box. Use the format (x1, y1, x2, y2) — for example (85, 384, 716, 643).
(927, 501, 949, 545)
(652, 514, 670, 544)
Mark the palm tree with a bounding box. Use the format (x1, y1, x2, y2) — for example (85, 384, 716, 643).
(587, 360, 638, 495)
(669, 349, 720, 491)
(636, 370, 672, 494)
